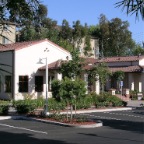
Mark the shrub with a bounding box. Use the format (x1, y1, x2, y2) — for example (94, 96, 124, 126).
(13, 100, 36, 114)
(122, 101, 128, 107)
(130, 90, 138, 100)
(0, 100, 11, 105)
(48, 98, 66, 112)
(16, 104, 35, 114)
(106, 95, 123, 107)
(75, 96, 92, 110)
(0, 105, 9, 115)
(32, 97, 45, 108)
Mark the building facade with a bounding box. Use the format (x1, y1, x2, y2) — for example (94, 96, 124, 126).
(0, 21, 16, 44)
(0, 39, 71, 100)
(0, 38, 143, 100)
(74, 37, 99, 59)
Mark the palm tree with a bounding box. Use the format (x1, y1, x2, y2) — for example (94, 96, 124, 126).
(115, 0, 144, 20)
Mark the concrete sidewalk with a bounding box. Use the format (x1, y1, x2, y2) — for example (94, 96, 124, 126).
(60, 107, 133, 114)
(0, 107, 133, 120)
(127, 100, 144, 107)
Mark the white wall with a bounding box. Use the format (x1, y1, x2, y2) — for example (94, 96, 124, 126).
(139, 59, 144, 66)
(128, 73, 144, 92)
(14, 40, 71, 100)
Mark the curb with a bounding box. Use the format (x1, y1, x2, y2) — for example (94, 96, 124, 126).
(0, 116, 103, 128)
(23, 117, 103, 128)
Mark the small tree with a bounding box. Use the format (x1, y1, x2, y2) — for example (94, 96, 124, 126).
(59, 49, 84, 79)
(51, 77, 86, 121)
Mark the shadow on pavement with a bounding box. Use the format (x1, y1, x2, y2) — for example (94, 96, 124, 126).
(78, 133, 143, 143)
(92, 118, 144, 134)
(0, 131, 74, 144)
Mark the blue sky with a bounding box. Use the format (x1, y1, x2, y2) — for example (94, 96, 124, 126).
(41, 0, 144, 45)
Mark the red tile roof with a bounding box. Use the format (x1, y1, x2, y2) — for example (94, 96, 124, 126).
(83, 64, 143, 72)
(39, 60, 63, 70)
(109, 65, 143, 72)
(81, 56, 144, 65)
(83, 57, 97, 64)
(97, 55, 144, 63)
(83, 64, 94, 70)
(39, 56, 144, 73)
(0, 39, 70, 53)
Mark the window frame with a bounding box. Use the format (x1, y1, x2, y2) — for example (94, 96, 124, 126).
(35, 76, 43, 92)
(19, 75, 28, 93)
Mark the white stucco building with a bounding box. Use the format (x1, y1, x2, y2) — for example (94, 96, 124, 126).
(79, 56, 144, 95)
(103, 56, 144, 92)
(88, 56, 144, 93)
(0, 38, 144, 100)
(0, 39, 71, 100)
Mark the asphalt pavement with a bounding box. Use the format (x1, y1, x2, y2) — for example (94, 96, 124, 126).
(0, 108, 143, 144)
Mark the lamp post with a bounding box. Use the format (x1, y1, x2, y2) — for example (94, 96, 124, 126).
(37, 57, 49, 115)
(45, 57, 48, 115)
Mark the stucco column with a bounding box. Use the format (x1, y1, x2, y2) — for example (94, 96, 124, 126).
(84, 74, 88, 94)
(131, 82, 134, 91)
(139, 82, 142, 92)
(56, 73, 62, 80)
(95, 75, 100, 95)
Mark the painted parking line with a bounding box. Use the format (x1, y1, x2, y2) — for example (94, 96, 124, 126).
(82, 113, 122, 121)
(0, 123, 47, 134)
(105, 110, 144, 114)
(103, 112, 144, 119)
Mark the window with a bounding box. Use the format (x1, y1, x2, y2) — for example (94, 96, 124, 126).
(19, 76, 28, 92)
(5, 76, 12, 92)
(35, 76, 43, 92)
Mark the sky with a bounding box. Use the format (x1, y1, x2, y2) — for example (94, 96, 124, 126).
(41, 0, 144, 45)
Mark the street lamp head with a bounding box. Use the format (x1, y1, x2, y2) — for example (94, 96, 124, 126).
(37, 58, 44, 64)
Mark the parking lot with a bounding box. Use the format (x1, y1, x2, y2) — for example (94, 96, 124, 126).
(0, 108, 144, 144)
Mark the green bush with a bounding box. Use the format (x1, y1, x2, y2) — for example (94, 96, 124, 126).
(87, 92, 124, 108)
(0, 100, 11, 105)
(0, 105, 9, 115)
(48, 98, 66, 112)
(13, 100, 36, 114)
(16, 104, 36, 114)
(130, 90, 138, 100)
(75, 96, 92, 110)
(122, 101, 128, 107)
(105, 95, 123, 107)
(32, 97, 45, 108)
